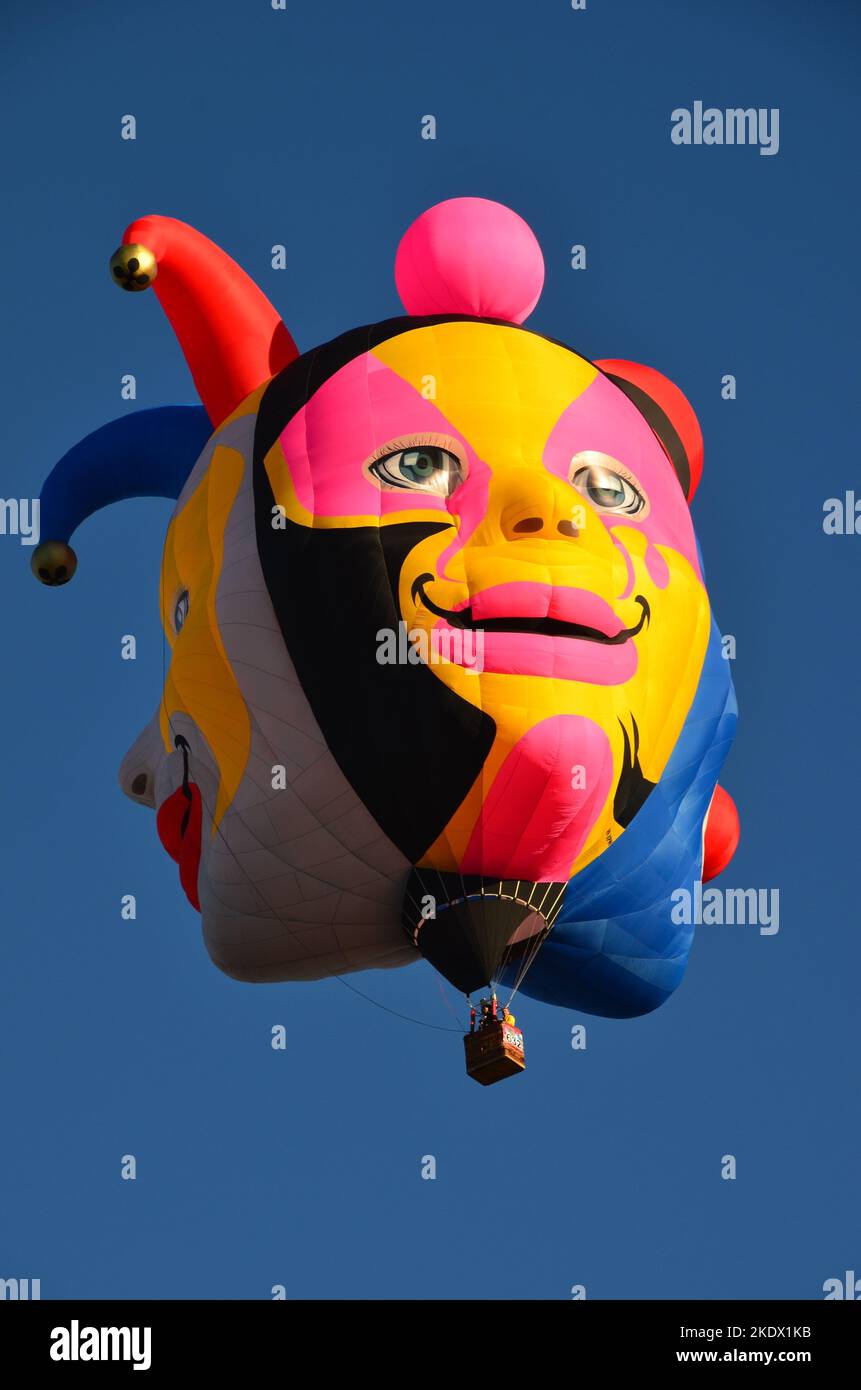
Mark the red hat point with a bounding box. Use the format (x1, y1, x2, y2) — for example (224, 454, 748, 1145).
(110, 216, 299, 427)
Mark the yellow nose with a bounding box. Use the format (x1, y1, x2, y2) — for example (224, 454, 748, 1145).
(467, 467, 578, 545)
(473, 466, 628, 559)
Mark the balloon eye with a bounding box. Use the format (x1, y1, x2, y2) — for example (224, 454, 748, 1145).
(570, 459, 646, 516)
(370, 445, 464, 496)
(402, 450, 438, 481)
(174, 590, 189, 632)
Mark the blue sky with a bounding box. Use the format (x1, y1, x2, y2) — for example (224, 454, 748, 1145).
(2, 0, 859, 1299)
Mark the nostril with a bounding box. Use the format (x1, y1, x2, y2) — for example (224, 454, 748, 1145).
(131, 773, 148, 795)
(557, 520, 579, 538)
(512, 517, 543, 534)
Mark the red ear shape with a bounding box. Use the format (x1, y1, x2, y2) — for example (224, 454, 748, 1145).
(595, 359, 704, 502)
(702, 785, 740, 882)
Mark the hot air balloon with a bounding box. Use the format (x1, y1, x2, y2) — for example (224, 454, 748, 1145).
(32, 197, 738, 1084)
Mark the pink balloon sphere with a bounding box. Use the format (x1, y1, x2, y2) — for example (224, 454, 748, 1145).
(395, 197, 545, 323)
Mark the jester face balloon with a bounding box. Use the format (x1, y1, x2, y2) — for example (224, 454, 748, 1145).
(34, 197, 739, 1018)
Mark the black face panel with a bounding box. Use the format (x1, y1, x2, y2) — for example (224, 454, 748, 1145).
(253, 477, 496, 867)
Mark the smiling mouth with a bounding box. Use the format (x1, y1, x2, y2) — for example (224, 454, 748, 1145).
(410, 575, 651, 644)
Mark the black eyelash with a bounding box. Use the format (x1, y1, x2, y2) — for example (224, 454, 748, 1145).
(368, 434, 455, 465)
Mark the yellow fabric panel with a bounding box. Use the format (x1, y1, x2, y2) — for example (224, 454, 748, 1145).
(159, 444, 249, 832)
(371, 321, 598, 464)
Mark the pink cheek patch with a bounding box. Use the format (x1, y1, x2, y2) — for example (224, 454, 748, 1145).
(543, 375, 702, 579)
(461, 715, 613, 880)
(278, 354, 478, 519)
(435, 468, 493, 578)
(612, 534, 637, 600)
(645, 543, 670, 588)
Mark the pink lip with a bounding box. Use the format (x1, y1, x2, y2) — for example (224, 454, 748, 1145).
(465, 582, 625, 635)
(434, 624, 638, 682)
(432, 583, 639, 684)
(156, 783, 203, 911)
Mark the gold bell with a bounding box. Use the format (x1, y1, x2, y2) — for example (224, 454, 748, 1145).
(109, 243, 157, 292)
(31, 541, 78, 586)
